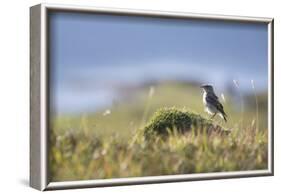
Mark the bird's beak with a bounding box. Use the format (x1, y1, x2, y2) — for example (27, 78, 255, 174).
(200, 85, 204, 88)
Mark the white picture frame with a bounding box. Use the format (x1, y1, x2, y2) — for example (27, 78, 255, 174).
(30, 3, 274, 191)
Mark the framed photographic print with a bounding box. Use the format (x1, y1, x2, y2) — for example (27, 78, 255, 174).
(30, 3, 274, 191)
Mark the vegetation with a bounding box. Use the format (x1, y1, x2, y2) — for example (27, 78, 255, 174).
(141, 107, 228, 140)
(49, 82, 268, 181)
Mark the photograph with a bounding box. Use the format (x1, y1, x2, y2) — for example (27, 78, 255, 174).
(47, 10, 271, 182)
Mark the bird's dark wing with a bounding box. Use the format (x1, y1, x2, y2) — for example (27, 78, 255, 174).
(206, 94, 219, 105)
(206, 94, 227, 117)
(212, 93, 219, 100)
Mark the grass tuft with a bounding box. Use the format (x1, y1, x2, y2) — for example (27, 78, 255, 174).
(141, 107, 228, 140)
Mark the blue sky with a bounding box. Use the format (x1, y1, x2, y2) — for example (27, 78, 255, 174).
(49, 11, 268, 114)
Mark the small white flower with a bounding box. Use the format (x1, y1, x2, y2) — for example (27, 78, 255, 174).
(103, 109, 111, 116)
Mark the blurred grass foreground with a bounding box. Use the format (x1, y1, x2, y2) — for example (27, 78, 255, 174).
(49, 82, 268, 181)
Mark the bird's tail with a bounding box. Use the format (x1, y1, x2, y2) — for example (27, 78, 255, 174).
(223, 114, 227, 122)
(220, 112, 227, 122)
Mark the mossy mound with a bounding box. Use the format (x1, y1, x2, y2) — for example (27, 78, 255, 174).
(142, 107, 228, 139)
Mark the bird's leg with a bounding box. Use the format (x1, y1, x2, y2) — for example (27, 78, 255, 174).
(210, 113, 217, 120)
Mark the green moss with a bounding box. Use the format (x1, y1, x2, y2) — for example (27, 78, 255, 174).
(142, 107, 227, 139)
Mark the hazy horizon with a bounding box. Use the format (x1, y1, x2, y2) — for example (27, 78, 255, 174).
(49, 11, 268, 114)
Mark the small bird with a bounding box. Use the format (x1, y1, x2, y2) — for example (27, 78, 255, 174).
(200, 84, 227, 122)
